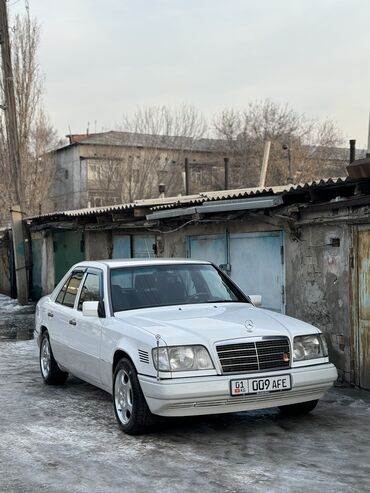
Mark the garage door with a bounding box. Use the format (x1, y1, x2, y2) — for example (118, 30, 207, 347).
(187, 234, 227, 267)
(112, 234, 156, 259)
(229, 232, 284, 312)
(53, 231, 85, 285)
(187, 231, 284, 312)
(356, 230, 370, 389)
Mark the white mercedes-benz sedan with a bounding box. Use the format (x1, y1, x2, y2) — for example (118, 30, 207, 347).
(35, 259, 337, 434)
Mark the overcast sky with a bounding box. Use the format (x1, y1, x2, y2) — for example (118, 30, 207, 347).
(10, 0, 370, 147)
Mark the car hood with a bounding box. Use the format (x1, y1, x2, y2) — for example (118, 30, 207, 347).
(114, 303, 319, 346)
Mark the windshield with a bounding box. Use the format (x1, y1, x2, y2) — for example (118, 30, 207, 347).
(110, 263, 248, 312)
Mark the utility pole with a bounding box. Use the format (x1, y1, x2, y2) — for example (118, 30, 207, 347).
(259, 140, 271, 188)
(0, 0, 28, 304)
(184, 157, 190, 195)
(224, 157, 229, 190)
(0, 0, 23, 209)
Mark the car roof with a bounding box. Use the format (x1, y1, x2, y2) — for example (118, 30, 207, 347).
(74, 258, 211, 269)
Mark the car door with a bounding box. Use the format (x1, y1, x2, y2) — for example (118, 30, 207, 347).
(48, 269, 85, 369)
(69, 268, 104, 385)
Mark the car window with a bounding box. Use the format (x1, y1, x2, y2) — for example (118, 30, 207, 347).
(110, 264, 246, 312)
(78, 273, 101, 311)
(55, 277, 70, 304)
(57, 271, 84, 308)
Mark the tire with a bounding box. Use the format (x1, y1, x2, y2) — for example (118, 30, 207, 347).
(279, 399, 318, 416)
(39, 331, 68, 385)
(113, 358, 154, 435)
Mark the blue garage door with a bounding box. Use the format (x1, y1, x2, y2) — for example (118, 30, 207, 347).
(187, 234, 227, 267)
(230, 232, 284, 312)
(187, 231, 284, 312)
(112, 234, 156, 259)
(112, 235, 131, 259)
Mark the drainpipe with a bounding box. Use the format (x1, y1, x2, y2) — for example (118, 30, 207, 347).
(349, 139, 356, 164)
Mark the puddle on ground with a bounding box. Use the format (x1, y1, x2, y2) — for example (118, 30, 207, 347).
(0, 327, 34, 341)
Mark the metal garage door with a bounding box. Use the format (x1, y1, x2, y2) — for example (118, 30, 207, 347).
(187, 234, 227, 267)
(112, 234, 156, 259)
(356, 229, 370, 389)
(53, 231, 85, 285)
(187, 231, 284, 312)
(229, 232, 284, 312)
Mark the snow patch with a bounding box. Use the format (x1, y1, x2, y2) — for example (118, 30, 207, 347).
(0, 294, 30, 313)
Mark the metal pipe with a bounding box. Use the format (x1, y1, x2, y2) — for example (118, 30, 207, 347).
(224, 157, 229, 190)
(259, 140, 271, 187)
(184, 158, 190, 195)
(349, 139, 356, 164)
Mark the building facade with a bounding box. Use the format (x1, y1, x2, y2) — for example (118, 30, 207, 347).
(49, 132, 227, 212)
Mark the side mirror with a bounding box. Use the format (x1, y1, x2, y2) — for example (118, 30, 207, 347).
(82, 301, 99, 317)
(249, 295, 262, 307)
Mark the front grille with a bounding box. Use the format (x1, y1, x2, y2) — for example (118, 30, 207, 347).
(216, 338, 290, 374)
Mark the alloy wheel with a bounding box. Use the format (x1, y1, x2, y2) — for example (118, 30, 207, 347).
(40, 337, 51, 378)
(114, 369, 133, 425)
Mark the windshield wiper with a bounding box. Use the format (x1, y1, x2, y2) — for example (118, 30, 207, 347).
(209, 299, 246, 303)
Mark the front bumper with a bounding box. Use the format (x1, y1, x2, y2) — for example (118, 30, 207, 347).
(139, 363, 337, 417)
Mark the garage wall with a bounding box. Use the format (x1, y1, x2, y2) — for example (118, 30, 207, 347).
(285, 222, 351, 381)
(85, 231, 111, 260)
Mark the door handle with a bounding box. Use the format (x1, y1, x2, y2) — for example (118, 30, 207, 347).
(47, 312, 54, 318)
(69, 319, 77, 326)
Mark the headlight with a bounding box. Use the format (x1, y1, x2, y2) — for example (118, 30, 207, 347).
(293, 334, 328, 361)
(152, 345, 214, 372)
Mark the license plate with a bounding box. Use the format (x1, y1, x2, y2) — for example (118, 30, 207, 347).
(230, 374, 291, 396)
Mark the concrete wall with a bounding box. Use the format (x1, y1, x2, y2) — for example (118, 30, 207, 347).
(85, 231, 111, 260)
(285, 221, 351, 381)
(50, 146, 85, 211)
(41, 232, 55, 295)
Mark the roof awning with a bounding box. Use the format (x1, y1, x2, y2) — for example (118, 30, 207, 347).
(146, 195, 283, 220)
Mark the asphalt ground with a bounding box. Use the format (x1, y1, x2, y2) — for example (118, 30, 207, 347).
(0, 338, 369, 493)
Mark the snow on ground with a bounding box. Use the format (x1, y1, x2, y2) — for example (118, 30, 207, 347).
(0, 293, 32, 314)
(0, 339, 369, 493)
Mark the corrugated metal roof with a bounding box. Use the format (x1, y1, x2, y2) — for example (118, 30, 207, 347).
(150, 177, 348, 210)
(27, 194, 203, 220)
(27, 176, 349, 221)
